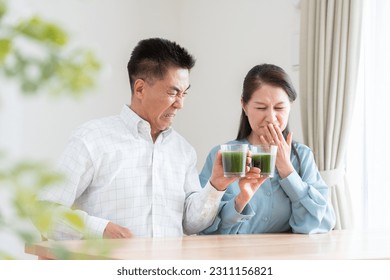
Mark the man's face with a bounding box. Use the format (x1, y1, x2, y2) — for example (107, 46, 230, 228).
(136, 67, 190, 138)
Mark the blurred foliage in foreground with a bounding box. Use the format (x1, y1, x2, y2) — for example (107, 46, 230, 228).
(0, 0, 100, 97)
(0, 0, 104, 259)
(0, 157, 86, 259)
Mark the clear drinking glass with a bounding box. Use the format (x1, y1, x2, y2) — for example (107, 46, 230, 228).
(250, 144, 278, 177)
(220, 144, 248, 177)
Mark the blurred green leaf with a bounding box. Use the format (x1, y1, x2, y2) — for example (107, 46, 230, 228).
(0, 2, 101, 96)
(53, 245, 73, 259)
(31, 207, 54, 232)
(63, 211, 84, 230)
(0, 38, 11, 64)
(54, 50, 101, 96)
(15, 229, 37, 244)
(0, 170, 6, 181)
(15, 17, 68, 46)
(13, 189, 36, 218)
(38, 173, 64, 188)
(0, 0, 108, 260)
(0, 0, 6, 19)
(11, 161, 46, 178)
(0, 251, 14, 260)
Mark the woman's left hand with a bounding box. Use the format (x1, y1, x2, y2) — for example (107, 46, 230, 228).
(235, 167, 268, 213)
(260, 124, 294, 178)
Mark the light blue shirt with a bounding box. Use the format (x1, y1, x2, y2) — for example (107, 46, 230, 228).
(199, 139, 336, 234)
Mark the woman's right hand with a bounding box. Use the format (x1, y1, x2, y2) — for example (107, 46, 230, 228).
(234, 168, 268, 213)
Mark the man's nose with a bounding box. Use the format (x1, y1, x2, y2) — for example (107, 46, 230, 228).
(173, 95, 184, 109)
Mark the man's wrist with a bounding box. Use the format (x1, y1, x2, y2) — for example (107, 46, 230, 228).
(209, 179, 227, 191)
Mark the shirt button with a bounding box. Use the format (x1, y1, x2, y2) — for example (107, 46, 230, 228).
(263, 217, 269, 221)
(267, 191, 271, 196)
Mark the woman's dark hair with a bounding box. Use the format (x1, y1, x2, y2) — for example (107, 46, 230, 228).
(127, 37, 196, 92)
(237, 63, 302, 175)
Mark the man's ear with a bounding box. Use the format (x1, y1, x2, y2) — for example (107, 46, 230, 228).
(133, 79, 145, 99)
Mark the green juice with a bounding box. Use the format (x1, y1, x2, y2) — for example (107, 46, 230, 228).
(222, 151, 246, 177)
(251, 153, 274, 176)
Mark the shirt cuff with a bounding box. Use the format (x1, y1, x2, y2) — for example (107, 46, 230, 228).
(203, 181, 226, 200)
(279, 170, 308, 202)
(220, 198, 255, 226)
(84, 216, 110, 239)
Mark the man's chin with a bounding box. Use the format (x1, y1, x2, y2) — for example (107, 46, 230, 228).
(160, 123, 173, 131)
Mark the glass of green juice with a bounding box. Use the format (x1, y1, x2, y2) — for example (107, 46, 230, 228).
(220, 144, 248, 177)
(250, 144, 278, 177)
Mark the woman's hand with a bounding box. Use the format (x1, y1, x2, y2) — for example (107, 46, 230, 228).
(260, 124, 294, 178)
(234, 167, 268, 213)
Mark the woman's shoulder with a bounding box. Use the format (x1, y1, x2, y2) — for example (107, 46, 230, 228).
(293, 141, 315, 162)
(293, 141, 311, 152)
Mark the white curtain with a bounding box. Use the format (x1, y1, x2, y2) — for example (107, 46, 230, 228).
(347, 0, 390, 230)
(299, 0, 363, 229)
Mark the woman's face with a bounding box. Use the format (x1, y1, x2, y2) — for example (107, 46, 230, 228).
(242, 84, 291, 142)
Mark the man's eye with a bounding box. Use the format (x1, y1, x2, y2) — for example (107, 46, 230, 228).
(256, 107, 266, 110)
(275, 107, 285, 110)
(168, 92, 187, 97)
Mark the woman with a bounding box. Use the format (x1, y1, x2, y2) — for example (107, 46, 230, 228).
(200, 64, 336, 234)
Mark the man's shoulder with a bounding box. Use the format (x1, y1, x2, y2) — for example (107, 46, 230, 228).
(169, 129, 194, 150)
(72, 114, 122, 139)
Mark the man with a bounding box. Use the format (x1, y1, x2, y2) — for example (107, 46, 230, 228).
(39, 38, 259, 240)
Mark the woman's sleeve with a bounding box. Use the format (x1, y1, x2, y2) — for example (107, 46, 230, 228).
(280, 148, 336, 233)
(201, 195, 256, 234)
(199, 146, 255, 234)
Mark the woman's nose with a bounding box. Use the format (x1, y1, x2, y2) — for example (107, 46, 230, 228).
(266, 109, 277, 123)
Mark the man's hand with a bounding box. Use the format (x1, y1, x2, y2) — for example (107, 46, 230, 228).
(209, 150, 252, 191)
(103, 222, 133, 239)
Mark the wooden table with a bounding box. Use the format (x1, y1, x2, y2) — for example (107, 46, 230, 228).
(25, 230, 390, 260)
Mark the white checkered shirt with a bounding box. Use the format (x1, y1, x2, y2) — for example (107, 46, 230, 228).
(39, 105, 224, 240)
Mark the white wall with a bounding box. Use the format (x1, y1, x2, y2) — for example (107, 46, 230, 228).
(0, 0, 301, 258)
(175, 0, 302, 166)
(4, 0, 180, 162)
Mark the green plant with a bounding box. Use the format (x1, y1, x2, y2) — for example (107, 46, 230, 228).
(0, 0, 102, 259)
(0, 0, 100, 96)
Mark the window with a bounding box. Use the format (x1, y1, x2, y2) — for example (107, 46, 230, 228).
(347, 0, 390, 230)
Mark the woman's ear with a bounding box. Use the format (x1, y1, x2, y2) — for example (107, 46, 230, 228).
(241, 98, 248, 116)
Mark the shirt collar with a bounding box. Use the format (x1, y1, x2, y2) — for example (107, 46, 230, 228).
(119, 105, 172, 140)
